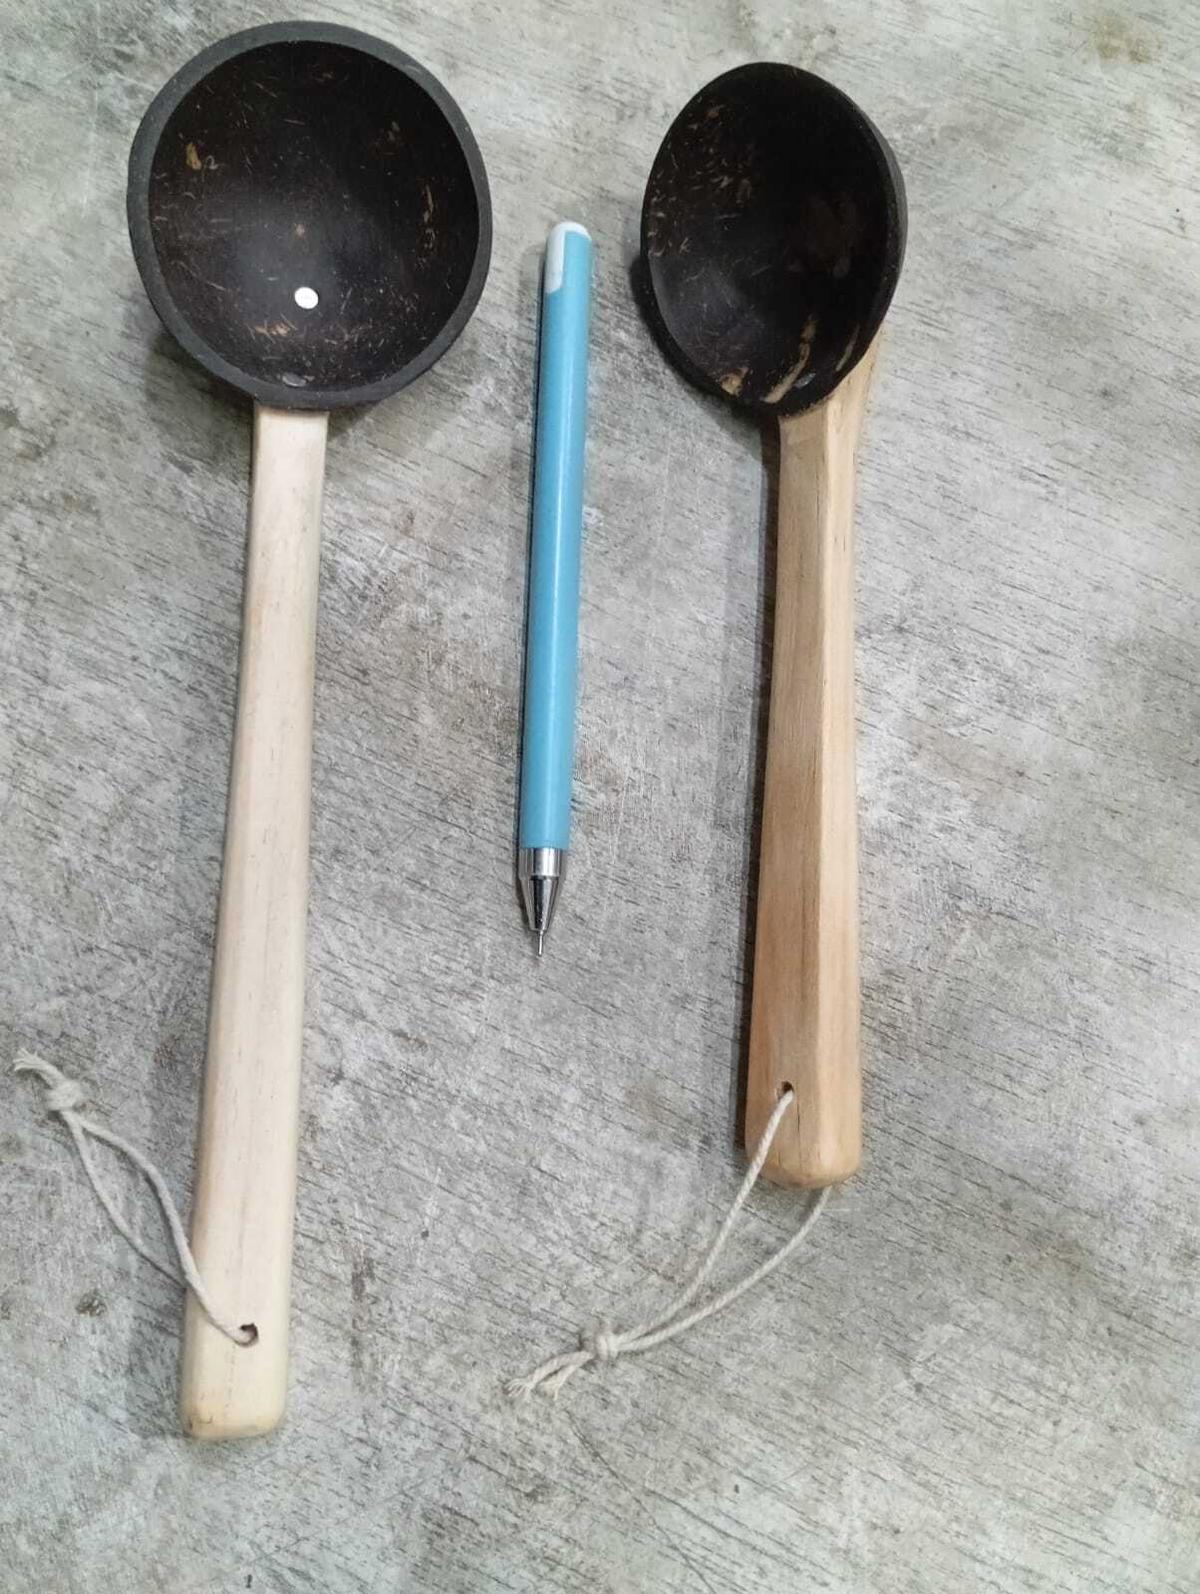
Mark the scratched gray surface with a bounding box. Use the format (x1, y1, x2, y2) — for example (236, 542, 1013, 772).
(1, 0, 1197, 1589)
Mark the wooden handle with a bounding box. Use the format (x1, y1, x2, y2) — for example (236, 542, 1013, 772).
(181, 404, 328, 1438)
(744, 347, 877, 1188)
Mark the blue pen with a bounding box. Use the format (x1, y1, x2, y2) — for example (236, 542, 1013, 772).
(517, 221, 593, 955)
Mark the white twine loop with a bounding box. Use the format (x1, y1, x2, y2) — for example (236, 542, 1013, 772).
(506, 1089, 828, 1400)
(14, 1050, 254, 1346)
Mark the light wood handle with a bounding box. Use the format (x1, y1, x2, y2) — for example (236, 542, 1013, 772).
(181, 404, 328, 1438)
(744, 346, 877, 1188)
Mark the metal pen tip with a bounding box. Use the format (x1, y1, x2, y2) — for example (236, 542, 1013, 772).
(518, 848, 562, 960)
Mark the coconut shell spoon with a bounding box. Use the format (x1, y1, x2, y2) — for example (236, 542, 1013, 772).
(640, 64, 905, 1188)
(127, 22, 490, 1436)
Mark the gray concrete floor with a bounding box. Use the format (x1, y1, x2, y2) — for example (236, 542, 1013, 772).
(2, 1, 1198, 1590)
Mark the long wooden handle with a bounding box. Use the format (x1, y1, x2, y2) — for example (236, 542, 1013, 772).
(744, 347, 877, 1188)
(181, 404, 328, 1438)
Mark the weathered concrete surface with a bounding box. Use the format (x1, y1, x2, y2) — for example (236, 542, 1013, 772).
(1, 1, 1197, 1590)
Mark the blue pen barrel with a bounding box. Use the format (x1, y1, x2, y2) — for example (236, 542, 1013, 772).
(519, 223, 592, 852)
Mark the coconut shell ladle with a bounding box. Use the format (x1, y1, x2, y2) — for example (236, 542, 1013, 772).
(127, 22, 490, 1436)
(641, 65, 905, 1189)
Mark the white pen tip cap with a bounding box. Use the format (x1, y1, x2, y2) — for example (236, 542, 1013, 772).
(544, 221, 591, 294)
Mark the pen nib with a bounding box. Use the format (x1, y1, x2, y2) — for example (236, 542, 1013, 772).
(518, 848, 563, 959)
